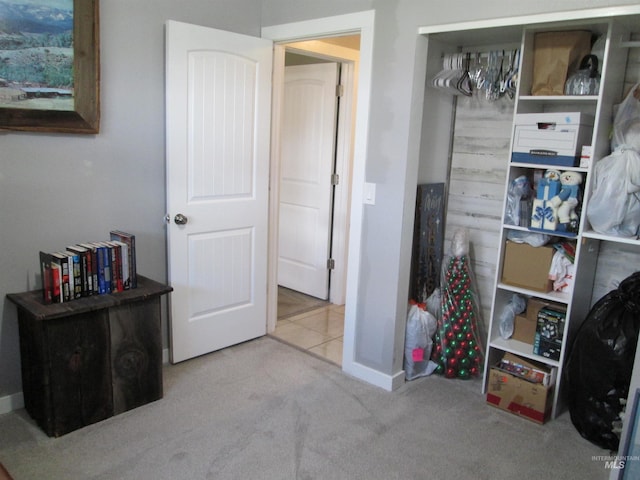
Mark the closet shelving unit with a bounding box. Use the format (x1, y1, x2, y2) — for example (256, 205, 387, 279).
(419, 10, 640, 421)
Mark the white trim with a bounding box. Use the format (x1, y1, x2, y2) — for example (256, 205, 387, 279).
(284, 40, 360, 63)
(418, 5, 640, 35)
(262, 10, 375, 386)
(329, 60, 355, 306)
(266, 45, 286, 334)
(263, 11, 373, 42)
(0, 391, 24, 415)
(343, 362, 406, 392)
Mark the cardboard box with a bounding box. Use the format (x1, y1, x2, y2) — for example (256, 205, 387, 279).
(501, 241, 555, 292)
(511, 112, 594, 167)
(486, 353, 555, 424)
(526, 297, 567, 323)
(533, 306, 566, 361)
(512, 313, 536, 345)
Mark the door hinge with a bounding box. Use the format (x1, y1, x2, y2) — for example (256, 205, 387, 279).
(327, 258, 335, 270)
(331, 173, 340, 186)
(336, 84, 344, 97)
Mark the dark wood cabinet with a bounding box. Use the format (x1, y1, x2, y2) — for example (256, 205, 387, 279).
(7, 276, 172, 437)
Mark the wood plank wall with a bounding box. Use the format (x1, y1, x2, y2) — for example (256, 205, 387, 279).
(441, 38, 640, 332)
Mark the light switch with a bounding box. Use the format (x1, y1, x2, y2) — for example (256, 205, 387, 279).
(363, 182, 376, 205)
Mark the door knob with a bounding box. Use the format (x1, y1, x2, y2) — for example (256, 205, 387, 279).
(174, 213, 188, 225)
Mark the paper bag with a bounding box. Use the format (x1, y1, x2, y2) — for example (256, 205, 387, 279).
(531, 31, 592, 96)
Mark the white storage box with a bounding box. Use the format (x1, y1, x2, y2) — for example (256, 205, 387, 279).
(511, 113, 594, 167)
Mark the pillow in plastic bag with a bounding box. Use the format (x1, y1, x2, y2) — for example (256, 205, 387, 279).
(404, 303, 438, 380)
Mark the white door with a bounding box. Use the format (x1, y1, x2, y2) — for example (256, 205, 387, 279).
(277, 63, 339, 300)
(165, 20, 272, 363)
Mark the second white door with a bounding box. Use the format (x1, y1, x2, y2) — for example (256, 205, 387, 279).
(277, 63, 339, 300)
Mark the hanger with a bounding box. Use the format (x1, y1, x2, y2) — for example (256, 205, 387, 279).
(456, 52, 473, 97)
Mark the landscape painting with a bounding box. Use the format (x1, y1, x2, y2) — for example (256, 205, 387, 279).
(0, 0, 99, 133)
(0, 0, 74, 111)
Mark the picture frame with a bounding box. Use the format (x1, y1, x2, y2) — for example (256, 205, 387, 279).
(618, 388, 640, 479)
(0, 0, 100, 134)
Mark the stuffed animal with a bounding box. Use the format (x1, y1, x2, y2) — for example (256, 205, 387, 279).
(550, 171, 583, 232)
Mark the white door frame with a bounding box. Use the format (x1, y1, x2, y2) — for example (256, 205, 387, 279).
(281, 41, 359, 306)
(262, 11, 374, 384)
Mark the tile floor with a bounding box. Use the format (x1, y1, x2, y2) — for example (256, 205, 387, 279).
(272, 303, 345, 366)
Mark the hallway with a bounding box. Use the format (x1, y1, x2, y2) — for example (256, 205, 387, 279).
(272, 287, 344, 366)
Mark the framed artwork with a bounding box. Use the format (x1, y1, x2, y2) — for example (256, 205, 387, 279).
(0, 0, 99, 133)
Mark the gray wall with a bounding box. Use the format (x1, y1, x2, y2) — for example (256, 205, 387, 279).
(264, 0, 640, 378)
(0, 0, 262, 397)
(2, 0, 638, 398)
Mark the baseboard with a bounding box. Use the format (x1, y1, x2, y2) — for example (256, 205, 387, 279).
(342, 360, 405, 391)
(0, 392, 24, 415)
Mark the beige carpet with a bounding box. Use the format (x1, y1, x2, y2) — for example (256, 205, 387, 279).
(0, 337, 612, 479)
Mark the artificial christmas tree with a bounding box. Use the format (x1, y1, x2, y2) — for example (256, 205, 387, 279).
(432, 229, 484, 379)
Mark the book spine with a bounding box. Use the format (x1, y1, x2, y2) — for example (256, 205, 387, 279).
(110, 231, 136, 289)
(50, 262, 62, 303)
(108, 242, 123, 292)
(79, 243, 99, 295)
(94, 244, 111, 295)
(39, 251, 53, 305)
(54, 253, 70, 302)
(68, 246, 90, 297)
(111, 241, 130, 290)
(83, 248, 94, 296)
(67, 252, 82, 299)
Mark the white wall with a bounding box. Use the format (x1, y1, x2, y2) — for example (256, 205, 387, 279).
(0, 0, 263, 399)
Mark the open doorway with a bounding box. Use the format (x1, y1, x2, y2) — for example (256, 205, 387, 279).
(270, 35, 360, 366)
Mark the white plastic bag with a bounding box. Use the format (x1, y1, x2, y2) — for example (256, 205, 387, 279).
(587, 84, 640, 237)
(404, 303, 438, 380)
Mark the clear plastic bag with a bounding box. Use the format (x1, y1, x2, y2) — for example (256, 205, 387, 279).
(404, 303, 438, 380)
(612, 83, 640, 152)
(587, 84, 640, 237)
(499, 294, 526, 339)
(505, 175, 532, 226)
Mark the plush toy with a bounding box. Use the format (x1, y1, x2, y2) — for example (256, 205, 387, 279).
(531, 169, 561, 230)
(537, 169, 561, 200)
(550, 171, 583, 232)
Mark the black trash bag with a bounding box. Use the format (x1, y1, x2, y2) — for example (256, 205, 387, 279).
(565, 271, 640, 451)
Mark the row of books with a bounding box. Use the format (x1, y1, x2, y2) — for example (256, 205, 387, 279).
(39, 230, 137, 304)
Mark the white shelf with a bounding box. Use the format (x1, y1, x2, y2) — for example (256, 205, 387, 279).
(508, 161, 588, 173)
(582, 230, 640, 245)
(518, 95, 599, 102)
(489, 337, 560, 368)
(497, 283, 571, 304)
